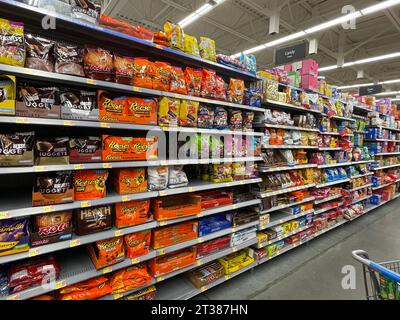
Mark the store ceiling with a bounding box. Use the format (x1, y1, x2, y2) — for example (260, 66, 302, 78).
(106, 0, 400, 90)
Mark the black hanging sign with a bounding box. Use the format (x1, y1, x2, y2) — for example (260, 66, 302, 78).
(359, 85, 383, 96)
(275, 43, 307, 65)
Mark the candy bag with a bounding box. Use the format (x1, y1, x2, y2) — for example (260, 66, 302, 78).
(215, 76, 227, 100)
(185, 67, 202, 96)
(158, 97, 180, 126)
(213, 107, 228, 129)
(179, 100, 199, 127)
(164, 21, 184, 51)
(184, 34, 200, 56)
(227, 78, 245, 104)
(170, 67, 187, 94)
(197, 105, 214, 129)
(148, 167, 169, 191)
(0, 18, 25, 67)
(201, 69, 217, 98)
(228, 109, 243, 130)
(199, 37, 216, 62)
(133, 58, 154, 89)
(153, 61, 172, 91)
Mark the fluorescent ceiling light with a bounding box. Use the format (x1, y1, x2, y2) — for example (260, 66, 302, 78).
(375, 91, 400, 96)
(304, 12, 362, 34)
(178, 0, 225, 28)
(319, 51, 400, 72)
(361, 0, 400, 15)
(242, 44, 267, 55)
(231, 0, 400, 58)
(338, 79, 400, 90)
(264, 31, 307, 47)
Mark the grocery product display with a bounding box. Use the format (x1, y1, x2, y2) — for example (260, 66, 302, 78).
(0, 0, 399, 303)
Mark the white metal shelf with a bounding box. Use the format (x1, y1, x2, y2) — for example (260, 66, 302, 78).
(372, 163, 400, 170)
(318, 147, 343, 151)
(256, 123, 319, 132)
(0, 157, 263, 175)
(348, 184, 372, 192)
(262, 145, 318, 149)
(318, 160, 374, 169)
(315, 178, 350, 188)
(0, 178, 262, 220)
(258, 164, 317, 173)
(375, 152, 400, 156)
(314, 194, 342, 205)
(351, 195, 372, 205)
(365, 138, 400, 143)
(366, 125, 400, 132)
(263, 99, 322, 114)
(349, 172, 373, 179)
(372, 179, 400, 191)
(0, 115, 264, 136)
(257, 184, 316, 198)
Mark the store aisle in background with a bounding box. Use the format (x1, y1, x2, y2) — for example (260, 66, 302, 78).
(198, 200, 400, 300)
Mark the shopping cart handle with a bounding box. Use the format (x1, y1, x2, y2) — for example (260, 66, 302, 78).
(352, 250, 400, 283)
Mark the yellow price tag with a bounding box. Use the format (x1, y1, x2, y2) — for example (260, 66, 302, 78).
(159, 191, 167, 196)
(232, 227, 238, 232)
(16, 117, 28, 124)
(232, 247, 238, 253)
(102, 163, 112, 169)
(28, 248, 39, 257)
(155, 44, 163, 49)
(131, 258, 139, 264)
(63, 120, 74, 126)
(102, 266, 112, 274)
(73, 164, 84, 170)
(121, 196, 130, 202)
(55, 280, 67, 290)
(157, 249, 166, 256)
(69, 239, 81, 247)
(114, 230, 124, 237)
(42, 206, 54, 213)
(198, 237, 204, 244)
(188, 187, 194, 192)
(232, 204, 238, 209)
(197, 213, 204, 218)
(200, 286, 207, 292)
(159, 221, 167, 227)
(156, 276, 164, 282)
(133, 87, 141, 92)
(197, 260, 203, 267)
(35, 166, 48, 172)
(0, 211, 10, 219)
(224, 275, 231, 280)
(114, 293, 123, 300)
(86, 79, 96, 85)
(276, 250, 281, 255)
(162, 127, 169, 132)
(160, 160, 168, 166)
(7, 294, 20, 301)
(80, 201, 91, 208)
(100, 122, 110, 128)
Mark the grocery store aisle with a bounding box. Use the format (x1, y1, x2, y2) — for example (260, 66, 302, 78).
(198, 200, 400, 300)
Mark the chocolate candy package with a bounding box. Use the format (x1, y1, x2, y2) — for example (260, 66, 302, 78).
(0, 266, 8, 296)
(69, 136, 102, 163)
(228, 109, 243, 131)
(213, 107, 228, 130)
(84, 46, 114, 81)
(197, 105, 214, 129)
(17, 86, 60, 119)
(35, 137, 69, 165)
(30, 211, 73, 247)
(73, 170, 108, 200)
(74, 205, 113, 236)
(54, 41, 84, 76)
(0, 131, 34, 167)
(32, 171, 74, 206)
(148, 166, 168, 191)
(0, 18, 25, 67)
(60, 89, 98, 121)
(25, 33, 55, 72)
(70, 0, 102, 24)
(0, 217, 29, 257)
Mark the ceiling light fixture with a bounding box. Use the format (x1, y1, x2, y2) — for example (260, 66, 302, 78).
(231, 0, 400, 58)
(318, 52, 400, 73)
(178, 0, 225, 28)
(338, 79, 400, 90)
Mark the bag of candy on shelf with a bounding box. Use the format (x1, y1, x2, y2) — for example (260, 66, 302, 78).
(164, 21, 184, 51)
(201, 69, 217, 98)
(184, 34, 200, 57)
(170, 66, 187, 94)
(199, 37, 216, 62)
(70, 0, 102, 24)
(185, 67, 202, 96)
(0, 18, 25, 67)
(153, 61, 172, 91)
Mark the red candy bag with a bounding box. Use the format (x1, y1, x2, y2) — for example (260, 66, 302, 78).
(170, 66, 187, 94)
(185, 67, 202, 96)
(201, 69, 217, 98)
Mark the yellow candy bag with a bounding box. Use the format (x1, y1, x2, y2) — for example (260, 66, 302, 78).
(0, 18, 25, 67)
(158, 97, 180, 127)
(199, 37, 216, 62)
(183, 34, 200, 57)
(164, 21, 184, 51)
(179, 100, 199, 127)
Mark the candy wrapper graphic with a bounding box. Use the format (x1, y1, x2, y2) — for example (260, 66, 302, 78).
(0, 218, 29, 257)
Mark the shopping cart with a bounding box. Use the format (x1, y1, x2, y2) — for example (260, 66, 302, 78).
(352, 250, 400, 300)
